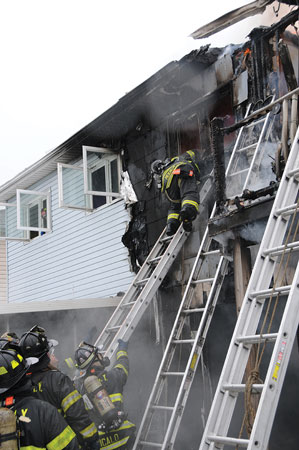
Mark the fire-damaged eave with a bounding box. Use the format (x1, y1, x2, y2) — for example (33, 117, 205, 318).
(190, 0, 275, 39)
(0, 50, 225, 201)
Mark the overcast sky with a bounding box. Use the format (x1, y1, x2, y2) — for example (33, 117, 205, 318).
(0, 0, 287, 186)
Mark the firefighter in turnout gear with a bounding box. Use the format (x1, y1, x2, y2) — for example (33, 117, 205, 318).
(151, 150, 200, 236)
(0, 347, 79, 449)
(19, 325, 100, 450)
(74, 339, 136, 449)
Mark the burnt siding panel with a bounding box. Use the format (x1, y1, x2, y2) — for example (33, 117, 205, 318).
(7, 168, 133, 303)
(126, 126, 169, 249)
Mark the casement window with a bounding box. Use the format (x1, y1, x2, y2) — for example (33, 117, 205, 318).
(0, 189, 51, 241)
(16, 189, 51, 239)
(0, 203, 29, 241)
(58, 146, 121, 211)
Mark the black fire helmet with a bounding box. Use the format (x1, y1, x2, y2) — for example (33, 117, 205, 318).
(19, 325, 58, 359)
(0, 349, 30, 394)
(74, 342, 110, 371)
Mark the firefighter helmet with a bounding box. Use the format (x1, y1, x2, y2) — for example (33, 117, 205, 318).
(74, 342, 110, 371)
(19, 325, 58, 359)
(0, 349, 30, 394)
(0, 337, 19, 352)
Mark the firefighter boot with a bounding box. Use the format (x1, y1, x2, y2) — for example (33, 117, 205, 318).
(166, 218, 180, 236)
(180, 204, 197, 232)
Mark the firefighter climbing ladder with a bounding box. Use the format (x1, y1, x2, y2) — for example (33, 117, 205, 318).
(93, 224, 189, 363)
(132, 104, 276, 450)
(199, 127, 299, 450)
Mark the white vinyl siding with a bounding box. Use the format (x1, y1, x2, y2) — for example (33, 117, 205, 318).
(6, 167, 134, 303)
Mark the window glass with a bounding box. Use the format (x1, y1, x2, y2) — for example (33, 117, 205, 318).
(111, 159, 118, 194)
(92, 165, 106, 208)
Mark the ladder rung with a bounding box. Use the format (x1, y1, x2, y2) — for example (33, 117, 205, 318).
(134, 278, 150, 286)
(172, 339, 195, 344)
(161, 371, 185, 376)
(192, 277, 214, 285)
(245, 116, 266, 127)
(236, 332, 278, 344)
(148, 256, 162, 264)
(236, 142, 257, 153)
(287, 167, 299, 178)
(139, 441, 162, 448)
(263, 241, 299, 257)
(121, 301, 135, 308)
(182, 308, 205, 314)
(202, 249, 221, 256)
(152, 405, 174, 411)
(222, 383, 264, 393)
(251, 285, 291, 298)
(275, 203, 299, 217)
(228, 168, 249, 177)
(160, 235, 173, 243)
(106, 325, 121, 333)
(207, 435, 249, 447)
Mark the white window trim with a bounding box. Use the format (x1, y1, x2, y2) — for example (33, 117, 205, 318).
(82, 146, 122, 198)
(16, 189, 52, 233)
(0, 202, 30, 241)
(57, 163, 93, 212)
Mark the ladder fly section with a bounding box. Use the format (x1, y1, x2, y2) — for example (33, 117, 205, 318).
(132, 104, 275, 450)
(199, 127, 299, 450)
(94, 224, 189, 364)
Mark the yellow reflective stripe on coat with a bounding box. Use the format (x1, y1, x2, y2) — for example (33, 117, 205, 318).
(98, 436, 130, 450)
(98, 420, 136, 435)
(167, 213, 180, 220)
(182, 199, 199, 211)
(47, 425, 76, 450)
(61, 389, 81, 413)
(116, 350, 127, 359)
(80, 421, 98, 438)
(161, 162, 182, 192)
(109, 393, 123, 403)
(114, 364, 128, 377)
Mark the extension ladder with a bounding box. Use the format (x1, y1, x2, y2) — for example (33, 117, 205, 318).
(93, 224, 189, 364)
(132, 105, 276, 450)
(199, 126, 299, 449)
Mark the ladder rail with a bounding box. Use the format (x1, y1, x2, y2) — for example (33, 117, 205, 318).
(199, 126, 299, 449)
(94, 226, 170, 348)
(247, 260, 299, 449)
(93, 224, 188, 364)
(162, 257, 229, 450)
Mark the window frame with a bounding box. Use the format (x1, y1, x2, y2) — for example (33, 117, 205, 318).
(57, 163, 93, 212)
(16, 189, 52, 233)
(0, 202, 30, 242)
(82, 145, 122, 200)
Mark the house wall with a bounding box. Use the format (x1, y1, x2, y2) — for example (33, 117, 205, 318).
(6, 166, 134, 303)
(0, 241, 7, 302)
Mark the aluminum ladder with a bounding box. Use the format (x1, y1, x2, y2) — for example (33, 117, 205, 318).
(93, 224, 189, 363)
(132, 105, 276, 450)
(199, 126, 299, 450)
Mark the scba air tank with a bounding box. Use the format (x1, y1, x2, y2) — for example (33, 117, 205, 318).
(0, 408, 18, 449)
(84, 375, 118, 427)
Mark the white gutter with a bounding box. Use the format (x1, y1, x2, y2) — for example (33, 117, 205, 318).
(0, 296, 122, 315)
